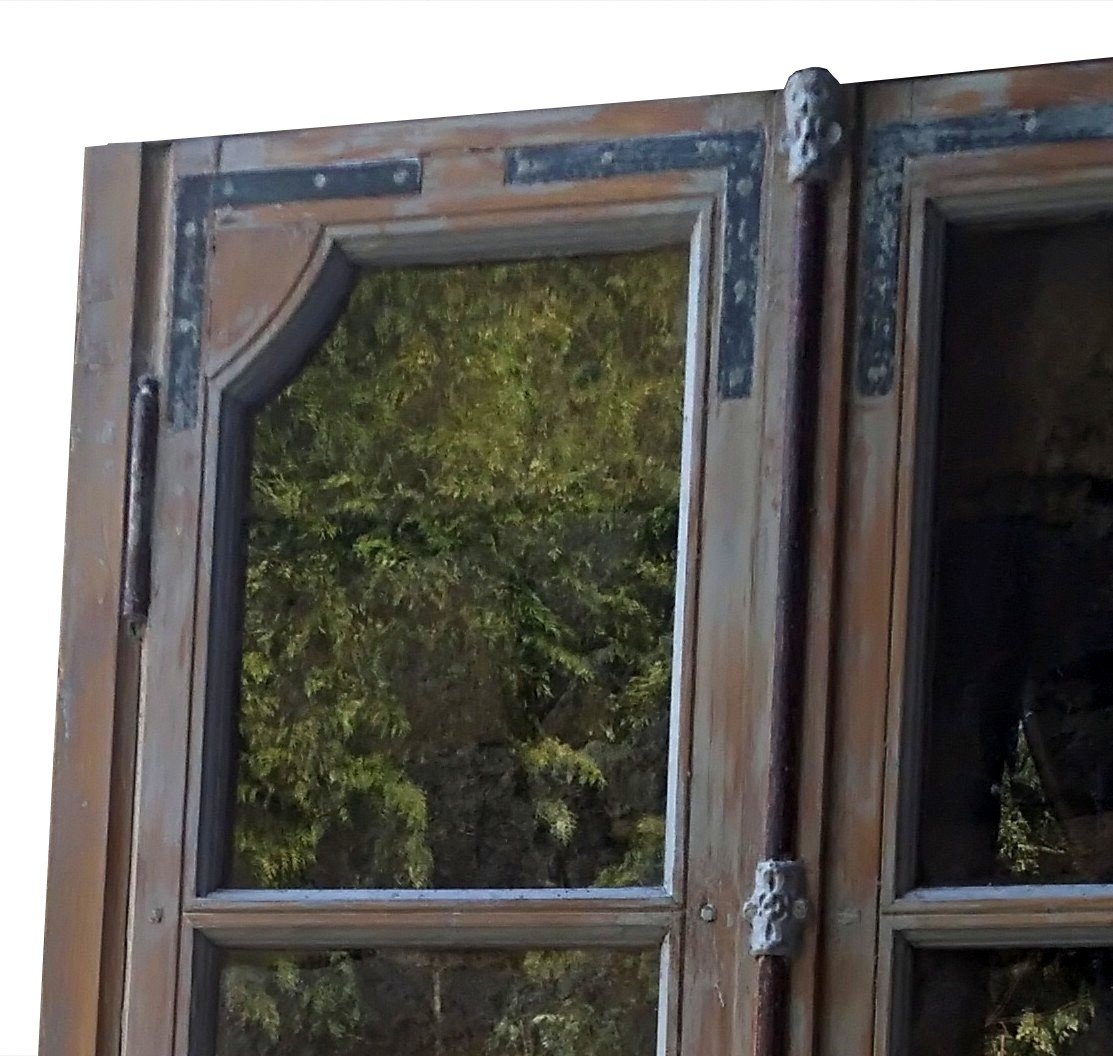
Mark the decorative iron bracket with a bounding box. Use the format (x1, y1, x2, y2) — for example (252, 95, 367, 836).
(743, 859, 808, 958)
(781, 67, 843, 184)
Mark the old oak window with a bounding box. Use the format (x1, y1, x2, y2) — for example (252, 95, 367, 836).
(45, 57, 1113, 1056)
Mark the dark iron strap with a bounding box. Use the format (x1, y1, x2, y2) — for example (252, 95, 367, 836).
(168, 159, 423, 430)
(121, 375, 160, 634)
(856, 100, 1113, 396)
(506, 130, 766, 400)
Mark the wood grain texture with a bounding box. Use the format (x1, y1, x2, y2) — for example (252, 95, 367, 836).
(218, 93, 767, 172)
(910, 58, 1113, 118)
(820, 62, 1113, 1056)
(120, 138, 220, 1056)
(882, 891, 1113, 958)
(677, 86, 779, 1056)
(40, 143, 143, 1056)
(96, 143, 173, 1056)
(185, 890, 677, 949)
(815, 78, 914, 1056)
(204, 223, 325, 365)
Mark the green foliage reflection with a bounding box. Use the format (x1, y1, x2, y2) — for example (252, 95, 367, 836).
(232, 250, 687, 892)
(218, 251, 686, 1051)
(217, 948, 659, 1056)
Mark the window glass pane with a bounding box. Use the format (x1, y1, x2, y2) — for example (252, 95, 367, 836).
(214, 947, 659, 1056)
(227, 250, 690, 889)
(908, 947, 1113, 1055)
(916, 217, 1113, 886)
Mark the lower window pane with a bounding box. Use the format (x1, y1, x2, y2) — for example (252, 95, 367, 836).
(213, 947, 659, 1055)
(908, 947, 1113, 1055)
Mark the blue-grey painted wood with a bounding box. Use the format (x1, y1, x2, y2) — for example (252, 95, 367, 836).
(856, 102, 1113, 397)
(507, 131, 766, 399)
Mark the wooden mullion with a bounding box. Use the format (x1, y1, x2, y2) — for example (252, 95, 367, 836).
(184, 889, 678, 950)
(884, 886, 1113, 947)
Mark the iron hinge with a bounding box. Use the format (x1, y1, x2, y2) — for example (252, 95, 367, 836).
(121, 375, 160, 635)
(743, 859, 809, 958)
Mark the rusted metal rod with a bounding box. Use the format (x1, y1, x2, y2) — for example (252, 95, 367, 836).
(750, 67, 843, 1056)
(763, 178, 828, 864)
(121, 375, 160, 634)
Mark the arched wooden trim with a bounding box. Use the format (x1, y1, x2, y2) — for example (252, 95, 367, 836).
(195, 237, 358, 894)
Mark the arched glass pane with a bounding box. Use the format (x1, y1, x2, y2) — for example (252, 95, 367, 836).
(224, 250, 691, 890)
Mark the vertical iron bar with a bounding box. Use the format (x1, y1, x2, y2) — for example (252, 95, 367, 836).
(763, 182, 828, 863)
(121, 375, 159, 633)
(751, 68, 842, 1056)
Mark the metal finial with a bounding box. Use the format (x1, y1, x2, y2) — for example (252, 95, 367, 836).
(782, 67, 843, 184)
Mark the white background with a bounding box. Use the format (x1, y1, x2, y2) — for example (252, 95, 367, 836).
(0, 2, 1107, 1051)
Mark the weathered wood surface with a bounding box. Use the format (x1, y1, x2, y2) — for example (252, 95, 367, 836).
(819, 59, 1113, 1056)
(120, 138, 219, 1056)
(44, 56, 1113, 1056)
(185, 889, 678, 948)
(110, 87, 778, 1056)
(40, 144, 142, 1056)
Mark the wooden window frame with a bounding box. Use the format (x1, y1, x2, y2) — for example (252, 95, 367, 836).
(42, 142, 146, 1056)
(818, 60, 1113, 1056)
(44, 90, 807, 1056)
(176, 201, 714, 1056)
(875, 136, 1113, 1056)
(56, 59, 1113, 1056)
